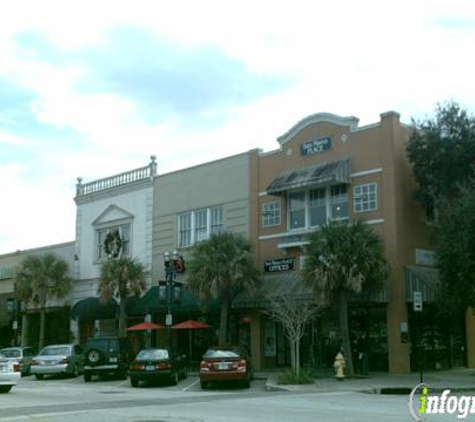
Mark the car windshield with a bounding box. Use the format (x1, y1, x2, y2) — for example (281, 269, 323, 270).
(0, 349, 20, 358)
(204, 349, 241, 358)
(136, 349, 169, 360)
(40, 346, 71, 356)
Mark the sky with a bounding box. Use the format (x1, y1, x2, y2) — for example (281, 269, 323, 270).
(1, 0, 475, 255)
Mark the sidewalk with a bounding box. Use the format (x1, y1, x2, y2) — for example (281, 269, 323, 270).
(262, 368, 475, 394)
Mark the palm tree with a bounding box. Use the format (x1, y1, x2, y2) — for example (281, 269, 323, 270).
(302, 220, 389, 376)
(98, 256, 146, 338)
(14, 253, 72, 350)
(187, 231, 260, 346)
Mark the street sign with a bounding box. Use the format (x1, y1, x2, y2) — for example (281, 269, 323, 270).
(413, 291, 423, 312)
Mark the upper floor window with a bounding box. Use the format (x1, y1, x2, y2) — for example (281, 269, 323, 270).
(96, 223, 131, 261)
(353, 183, 377, 213)
(262, 201, 281, 227)
(178, 206, 224, 247)
(287, 184, 349, 230)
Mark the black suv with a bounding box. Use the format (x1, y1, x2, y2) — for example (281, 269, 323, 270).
(83, 336, 133, 382)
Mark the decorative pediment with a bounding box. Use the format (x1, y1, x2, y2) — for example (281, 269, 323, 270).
(92, 205, 134, 226)
(277, 113, 359, 146)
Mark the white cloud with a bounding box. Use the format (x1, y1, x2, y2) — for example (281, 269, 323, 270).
(1, 0, 475, 253)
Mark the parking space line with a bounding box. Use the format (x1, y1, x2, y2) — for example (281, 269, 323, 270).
(182, 378, 199, 392)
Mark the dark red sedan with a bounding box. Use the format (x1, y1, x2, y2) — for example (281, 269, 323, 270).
(199, 346, 252, 389)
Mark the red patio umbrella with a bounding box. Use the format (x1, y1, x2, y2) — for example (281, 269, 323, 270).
(171, 320, 211, 330)
(171, 320, 211, 360)
(127, 321, 165, 348)
(126, 321, 166, 331)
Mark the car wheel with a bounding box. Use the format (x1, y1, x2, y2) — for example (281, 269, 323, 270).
(35, 374, 44, 380)
(0, 386, 12, 394)
(71, 364, 79, 378)
(86, 348, 103, 365)
(130, 376, 139, 387)
(84, 372, 92, 382)
(200, 381, 208, 390)
(171, 371, 179, 386)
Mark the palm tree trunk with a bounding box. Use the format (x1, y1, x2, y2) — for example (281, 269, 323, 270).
(118, 299, 127, 338)
(218, 300, 229, 346)
(338, 290, 353, 377)
(39, 309, 46, 350)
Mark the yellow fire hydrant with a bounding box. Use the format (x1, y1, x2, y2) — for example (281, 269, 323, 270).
(334, 352, 346, 381)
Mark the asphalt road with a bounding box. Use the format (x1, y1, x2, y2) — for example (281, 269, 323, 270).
(0, 374, 458, 421)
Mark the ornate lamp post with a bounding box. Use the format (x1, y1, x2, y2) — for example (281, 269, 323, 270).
(163, 250, 184, 345)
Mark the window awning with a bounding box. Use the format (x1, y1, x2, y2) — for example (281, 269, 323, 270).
(266, 158, 350, 196)
(71, 297, 118, 322)
(232, 270, 388, 310)
(405, 265, 440, 302)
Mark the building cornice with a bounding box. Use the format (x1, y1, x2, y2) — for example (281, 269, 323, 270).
(277, 113, 360, 146)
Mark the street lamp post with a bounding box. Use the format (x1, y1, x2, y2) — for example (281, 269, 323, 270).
(164, 250, 178, 346)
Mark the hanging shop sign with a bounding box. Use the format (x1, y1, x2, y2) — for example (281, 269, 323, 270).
(300, 136, 332, 156)
(264, 258, 295, 273)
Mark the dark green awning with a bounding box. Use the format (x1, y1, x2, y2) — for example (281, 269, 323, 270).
(71, 297, 118, 322)
(126, 286, 219, 316)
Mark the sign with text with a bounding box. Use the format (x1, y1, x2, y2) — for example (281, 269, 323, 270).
(264, 258, 295, 273)
(300, 136, 332, 156)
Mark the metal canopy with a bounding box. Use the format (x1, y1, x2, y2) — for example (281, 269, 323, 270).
(405, 265, 440, 302)
(266, 158, 350, 196)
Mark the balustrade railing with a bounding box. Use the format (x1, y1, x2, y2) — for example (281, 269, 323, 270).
(76, 155, 157, 197)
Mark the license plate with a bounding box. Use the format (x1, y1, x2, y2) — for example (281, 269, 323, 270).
(145, 366, 155, 371)
(109, 357, 118, 363)
(218, 362, 228, 370)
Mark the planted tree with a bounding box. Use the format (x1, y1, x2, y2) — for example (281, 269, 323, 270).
(186, 231, 260, 346)
(265, 294, 320, 380)
(14, 253, 72, 350)
(98, 257, 146, 338)
(435, 180, 475, 314)
(303, 220, 389, 376)
(406, 101, 475, 219)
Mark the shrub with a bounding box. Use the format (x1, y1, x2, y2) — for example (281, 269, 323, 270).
(277, 369, 315, 385)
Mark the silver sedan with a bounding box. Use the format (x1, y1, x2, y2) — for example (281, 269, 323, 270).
(30, 344, 84, 380)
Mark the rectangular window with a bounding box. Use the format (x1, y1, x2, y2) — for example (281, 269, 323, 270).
(179, 213, 192, 247)
(210, 206, 224, 234)
(262, 201, 281, 227)
(309, 188, 326, 227)
(97, 223, 131, 260)
(289, 191, 306, 229)
(178, 206, 224, 247)
(194, 209, 208, 243)
(330, 184, 349, 220)
(354, 183, 377, 213)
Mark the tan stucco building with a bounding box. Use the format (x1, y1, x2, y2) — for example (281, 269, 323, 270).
(237, 111, 474, 373)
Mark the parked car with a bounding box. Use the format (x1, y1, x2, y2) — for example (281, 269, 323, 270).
(0, 346, 36, 376)
(199, 346, 252, 389)
(83, 336, 133, 382)
(0, 352, 21, 393)
(129, 348, 187, 387)
(30, 344, 84, 380)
